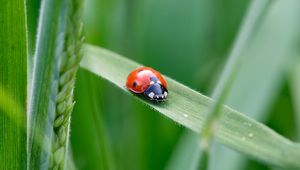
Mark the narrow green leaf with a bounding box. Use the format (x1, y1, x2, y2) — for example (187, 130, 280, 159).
(290, 61, 300, 141)
(26, 0, 41, 97)
(165, 131, 200, 170)
(0, 0, 27, 169)
(27, 0, 68, 169)
(197, 1, 271, 169)
(71, 69, 114, 170)
(81, 44, 300, 169)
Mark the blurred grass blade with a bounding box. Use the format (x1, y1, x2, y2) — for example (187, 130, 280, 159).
(166, 132, 200, 170)
(0, 0, 27, 169)
(197, 0, 270, 168)
(71, 69, 114, 170)
(27, 0, 68, 169)
(290, 61, 300, 141)
(81, 44, 300, 169)
(209, 1, 300, 169)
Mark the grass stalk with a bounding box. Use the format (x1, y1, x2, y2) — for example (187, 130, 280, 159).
(51, 0, 84, 169)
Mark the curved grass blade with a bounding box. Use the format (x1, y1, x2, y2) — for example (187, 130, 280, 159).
(81, 44, 300, 169)
(0, 0, 27, 169)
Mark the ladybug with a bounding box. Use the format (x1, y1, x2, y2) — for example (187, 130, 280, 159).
(126, 67, 168, 102)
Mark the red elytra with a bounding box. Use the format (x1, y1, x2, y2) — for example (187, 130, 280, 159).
(126, 67, 168, 94)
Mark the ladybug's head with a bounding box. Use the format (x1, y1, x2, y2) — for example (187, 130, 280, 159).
(143, 82, 168, 102)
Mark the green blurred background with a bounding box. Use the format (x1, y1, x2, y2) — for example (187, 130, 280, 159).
(26, 0, 300, 169)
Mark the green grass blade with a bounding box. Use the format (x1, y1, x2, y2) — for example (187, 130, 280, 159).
(290, 61, 300, 141)
(26, 0, 41, 97)
(165, 131, 200, 170)
(70, 69, 114, 170)
(197, 1, 270, 168)
(27, 0, 68, 169)
(0, 87, 27, 169)
(81, 44, 300, 169)
(0, 0, 27, 169)
(210, 1, 300, 169)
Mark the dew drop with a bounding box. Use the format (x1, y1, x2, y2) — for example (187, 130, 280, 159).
(248, 133, 253, 137)
(183, 114, 188, 118)
(177, 120, 182, 125)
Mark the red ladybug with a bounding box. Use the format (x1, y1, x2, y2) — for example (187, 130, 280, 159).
(126, 67, 168, 101)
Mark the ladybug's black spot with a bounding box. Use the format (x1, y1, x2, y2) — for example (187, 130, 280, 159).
(133, 81, 137, 87)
